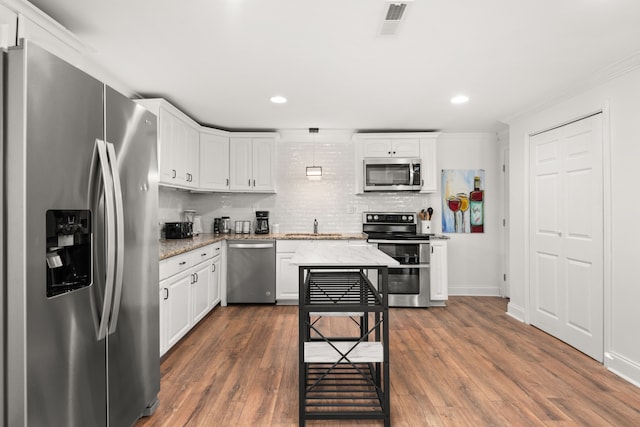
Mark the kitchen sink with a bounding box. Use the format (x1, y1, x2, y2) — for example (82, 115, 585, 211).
(284, 233, 343, 237)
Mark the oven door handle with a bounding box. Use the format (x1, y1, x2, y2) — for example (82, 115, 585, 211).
(368, 239, 431, 244)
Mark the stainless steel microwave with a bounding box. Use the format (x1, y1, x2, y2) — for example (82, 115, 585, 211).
(363, 158, 422, 191)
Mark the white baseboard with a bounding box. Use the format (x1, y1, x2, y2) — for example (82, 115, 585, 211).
(506, 302, 526, 322)
(605, 352, 640, 388)
(448, 286, 502, 296)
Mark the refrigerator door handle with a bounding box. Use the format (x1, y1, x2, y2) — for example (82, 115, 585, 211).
(106, 141, 125, 335)
(96, 139, 116, 340)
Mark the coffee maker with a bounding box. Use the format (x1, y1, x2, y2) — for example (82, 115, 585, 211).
(255, 211, 270, 234)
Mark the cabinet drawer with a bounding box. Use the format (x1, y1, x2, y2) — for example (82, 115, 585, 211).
(159, 252, 193, 280)
(191, 244, 216, 264)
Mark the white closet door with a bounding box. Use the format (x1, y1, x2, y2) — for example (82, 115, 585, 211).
(530, 114, 603, 362)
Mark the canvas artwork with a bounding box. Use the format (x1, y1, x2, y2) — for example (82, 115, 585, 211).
(441, 169, 485, 233)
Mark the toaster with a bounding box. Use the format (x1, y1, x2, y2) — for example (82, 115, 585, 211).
(164, 222, 193, 239)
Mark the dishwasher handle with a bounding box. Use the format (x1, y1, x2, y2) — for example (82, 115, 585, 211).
(228, 242, 274, 249)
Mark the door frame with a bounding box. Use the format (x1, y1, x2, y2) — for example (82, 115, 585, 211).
(523, 102, 612, 360)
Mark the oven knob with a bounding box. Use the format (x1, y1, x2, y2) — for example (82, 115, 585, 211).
(401, 215, 407, 221)
(373, 215, 379, 221)
(366, 215, 372, 221)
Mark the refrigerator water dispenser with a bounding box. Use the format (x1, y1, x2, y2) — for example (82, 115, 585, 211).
(46, 210, 91, 297)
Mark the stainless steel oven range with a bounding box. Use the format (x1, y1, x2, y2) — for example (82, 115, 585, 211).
(364, 212, 444, 308)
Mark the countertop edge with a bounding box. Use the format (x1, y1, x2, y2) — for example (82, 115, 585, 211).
(160, 233, 368, 260)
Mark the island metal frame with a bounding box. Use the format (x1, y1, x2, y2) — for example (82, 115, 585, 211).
(298, 265, 390, 426)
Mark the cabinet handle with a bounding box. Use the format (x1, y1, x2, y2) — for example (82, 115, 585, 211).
(421, 179, 424, 186)
(253, 179, 256, 187)
(212, 264, 216, 272)
(393, 151, 396, 154)
(179, 261, 187, 266)
(248, 179, 251, 186)
(164, 288, 169, 300)
(201, 253, 207, 257)
(172, 169, 176, 179)
(226, 178, 229, 186)
(195, 272, 199, 282)
(388, 151, 391, 155)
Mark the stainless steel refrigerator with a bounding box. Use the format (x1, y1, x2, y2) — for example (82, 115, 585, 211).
(3, 40, 160, 426)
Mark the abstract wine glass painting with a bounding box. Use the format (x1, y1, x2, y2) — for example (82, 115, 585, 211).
(441, 169, 485, 233)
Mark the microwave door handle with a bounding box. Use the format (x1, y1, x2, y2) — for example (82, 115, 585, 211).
(95, 139, 116, 341)
(409, 162, 415, 185)
(106, 141, 125, 335)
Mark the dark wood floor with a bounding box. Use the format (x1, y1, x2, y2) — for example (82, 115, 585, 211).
(135, 297, 640, 426)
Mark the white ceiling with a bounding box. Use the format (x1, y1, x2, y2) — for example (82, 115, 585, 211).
(27, 0, 640, 132)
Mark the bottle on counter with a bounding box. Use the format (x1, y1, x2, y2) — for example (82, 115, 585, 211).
(469, 176, 484, 233)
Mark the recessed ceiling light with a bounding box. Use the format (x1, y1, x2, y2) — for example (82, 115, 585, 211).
(451, 95, 469, 104)
(270, 95, 287, 104)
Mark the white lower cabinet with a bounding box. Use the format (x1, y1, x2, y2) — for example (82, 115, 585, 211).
(209, 255, 221, 307)
(164, 274, 192, 351)
(191, 262, 211, 325)
(159, 242, 222, 356)
(429, 239, 448, 301)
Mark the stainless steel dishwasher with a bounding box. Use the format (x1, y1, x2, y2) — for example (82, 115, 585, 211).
(227, 240, 276, 303)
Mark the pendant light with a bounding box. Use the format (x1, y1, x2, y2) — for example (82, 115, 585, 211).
(306, 127, 322, 180)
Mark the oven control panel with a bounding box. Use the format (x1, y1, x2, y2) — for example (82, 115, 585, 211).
(363, 212, 417, 224)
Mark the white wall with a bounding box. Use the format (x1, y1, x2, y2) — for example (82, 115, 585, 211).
(160, 131, 504, 297)
(438, 133, 505, 296)
(507, 67, 640, 386)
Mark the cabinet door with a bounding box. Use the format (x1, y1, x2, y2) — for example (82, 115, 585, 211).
(430, 240, 448, 301)
(158, 109, 177, 185)
(200, 133, 230, 191)
(363, 139, 392, 157)
(159, 285, 168, 356)
(392, 139, 420, 157)
(0, 5, 17, 48)
(209, 257, 221, 307)
(191, 263, 210, 325)
(419, 137, 437, 193)
(184, 124, 200, 188)
(166, 274, 192, 350)
(276, 252, 299, 301)
(229, 137, 253, 191)
(252, 138, 275, 192)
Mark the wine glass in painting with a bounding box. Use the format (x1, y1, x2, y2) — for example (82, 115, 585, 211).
(447, 195, 461, 232)
(457, 193, 469, 233)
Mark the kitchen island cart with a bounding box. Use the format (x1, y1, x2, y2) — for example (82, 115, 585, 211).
(291, 243, 396, 427)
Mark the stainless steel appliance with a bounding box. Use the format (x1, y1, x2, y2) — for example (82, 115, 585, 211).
(363, 158, 422, 191)
(255, 210, 270, 234)
(364, 212, 443, 307)
(165, 221, 193, 239)
(221, 216, 231, 234)
(3, 40, 160, 426)
(227, 240, 276, 303)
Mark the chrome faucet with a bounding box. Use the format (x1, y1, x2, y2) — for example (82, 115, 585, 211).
(313, 219, 318, 234)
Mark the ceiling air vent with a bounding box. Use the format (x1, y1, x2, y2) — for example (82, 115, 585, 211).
(380, 1, 413, 35)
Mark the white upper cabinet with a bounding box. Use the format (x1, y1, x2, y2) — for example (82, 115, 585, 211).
(0, 5, 17, 49)
(363, 138, 420, 158)
(135, 99, 200, 189)
(419, 134, 439, 193)
(229, 135, 276, 193)
(200, 130, 230, 191)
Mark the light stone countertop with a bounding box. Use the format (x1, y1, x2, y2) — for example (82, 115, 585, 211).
(159, 232, 368, 260)
(289, 241, 399, 267)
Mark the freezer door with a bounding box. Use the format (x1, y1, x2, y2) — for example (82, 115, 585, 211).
(104, 86, 160, 426)
(5, 41, 107, 426)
